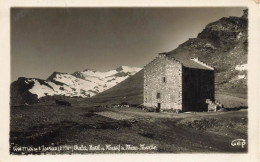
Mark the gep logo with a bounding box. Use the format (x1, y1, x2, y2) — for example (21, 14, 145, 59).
(231, 139, 246, 148)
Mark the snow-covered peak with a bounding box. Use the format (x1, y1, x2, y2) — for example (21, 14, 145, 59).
(235, 64, 247, 71)
(79, 66, 141, 79)
(21, 66, 142, 99)
(81, 69, 117, 78)
(116, 66, 142, 73)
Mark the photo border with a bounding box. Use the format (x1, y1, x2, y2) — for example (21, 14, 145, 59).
(0, 0, 259, 162)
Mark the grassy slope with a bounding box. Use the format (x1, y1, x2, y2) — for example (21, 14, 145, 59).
(79, 70, 144, 106)
(215, 92, 247, 108)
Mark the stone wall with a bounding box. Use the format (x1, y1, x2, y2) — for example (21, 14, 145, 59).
(144, 54, 182, 111)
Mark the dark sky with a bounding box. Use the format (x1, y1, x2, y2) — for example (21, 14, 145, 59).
(11, 7, 245, 81)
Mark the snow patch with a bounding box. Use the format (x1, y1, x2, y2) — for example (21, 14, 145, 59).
(235, 64, 247, 71)
(205, 43, 216, 49)
(237, 32, 242, 39)
(119, 66, 142, 73)
(238, 74, 246, 79)
(29, 79, 55, 98)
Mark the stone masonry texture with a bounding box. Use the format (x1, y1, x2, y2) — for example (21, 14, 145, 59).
(144, 54, 214, 112)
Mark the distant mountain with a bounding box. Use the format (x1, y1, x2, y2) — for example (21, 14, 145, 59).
(11, 66, 141, 105)
(89, 9, 248, 106)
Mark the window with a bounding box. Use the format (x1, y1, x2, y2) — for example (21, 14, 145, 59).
(156, 92, 161, 99)
(162, 77, 166, 83)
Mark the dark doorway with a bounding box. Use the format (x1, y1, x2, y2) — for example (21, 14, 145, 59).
(156, 103, 161, 112)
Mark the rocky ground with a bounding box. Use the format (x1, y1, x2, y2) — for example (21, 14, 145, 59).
(10, 104, 247, 154)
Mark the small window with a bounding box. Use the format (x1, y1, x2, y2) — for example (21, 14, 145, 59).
(156, 92, 161, 99)
(162, 77, 166, 83)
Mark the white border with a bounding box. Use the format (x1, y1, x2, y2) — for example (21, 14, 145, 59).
(0, 0, 259, 162)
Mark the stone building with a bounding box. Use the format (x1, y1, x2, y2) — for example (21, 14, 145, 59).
(143, 53, 215, 112)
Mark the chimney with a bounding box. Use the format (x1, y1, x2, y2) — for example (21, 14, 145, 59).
(190, 57, 199, 61)
(158, 52, 167, 57)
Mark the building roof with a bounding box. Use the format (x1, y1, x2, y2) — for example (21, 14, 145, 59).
(159, 53, 214, 70)
(175, 57, 214, 70)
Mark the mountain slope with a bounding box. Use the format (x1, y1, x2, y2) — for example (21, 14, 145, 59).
(88, 70, 144, 106)
(167, 12, 248, 93)
(11, 66, 141, 105)
(89, 10, 248, 106)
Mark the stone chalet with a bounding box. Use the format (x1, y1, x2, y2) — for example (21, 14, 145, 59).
(143, 53, 215, 112)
